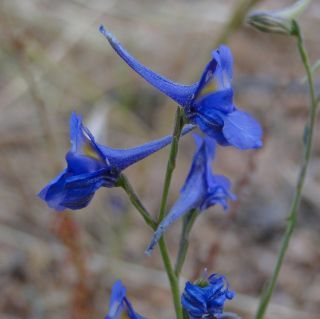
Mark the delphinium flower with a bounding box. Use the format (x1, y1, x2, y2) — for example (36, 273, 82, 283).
(105, 280, 145, 319)
(181, 271, 235, 319)
(38, 112, 193, 211)
(146, 135, 235, 254)
(99, 25, 262, 150)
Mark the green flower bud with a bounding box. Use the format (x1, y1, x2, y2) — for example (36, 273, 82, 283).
(246, 0, 311, 35)
(247, 11, 294, 35)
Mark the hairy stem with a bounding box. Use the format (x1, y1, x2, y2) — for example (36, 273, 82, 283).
(118, 174, 157, 230)
(254, 21, 318, 319)
(175, 209, 198, 277)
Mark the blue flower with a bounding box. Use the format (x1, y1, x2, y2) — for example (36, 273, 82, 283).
(105, 280, 146, 319)
(181, 272, 235, 319)
(38, 112, 193, 211)
(145, 135, 235, 255)
(99, 25, 262, 150)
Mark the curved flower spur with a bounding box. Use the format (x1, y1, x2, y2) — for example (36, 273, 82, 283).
(145, 135, 236, 255)
(100, 25, 263, 150)
(38, 112, 193, 211)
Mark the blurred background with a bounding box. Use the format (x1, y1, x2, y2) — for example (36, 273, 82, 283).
(0, 0, 319, 318)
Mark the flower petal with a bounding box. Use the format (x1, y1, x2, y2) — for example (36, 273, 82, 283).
(194, 115, 229, 146)
(100, 25, 197, 107)
(195, 89, 234, 114)
(105, 281, 147, 319)
(217, 313, 241, 319)
(193, 45, 233, 101)
(38, 168, 117, 211)
(212, 45, 233, 89)
(38, 169, 68, 211)
(193, 57, 218, 99)
(106, 280, 126, 319)
(181, 282, 208, 316)
(123, 298, 146, 319)
(70, 112, 107, 163)
(145, 188, 201, 255)
(145, 135, 208, 255)
(222, 110, 263, 150)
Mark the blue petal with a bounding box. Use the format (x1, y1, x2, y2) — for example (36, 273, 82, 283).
(66, 152, 106, 175)
(145, 186, 201, 254)
(69, 112, 107, 163)
(145, 136, 209, 255)
(38, 168, 115, 210)
(106, 280, 126, 319)
(181, 134, 212, 193)
(38, 169, 68, 211)
(99, 124, 194, 171)
(193, 45, 233, 101)
(188, 89, 234, 146)
(217, 313, 241, 319)
(195, 89, 234, 114)
(193, 57, 218, 99)
(212, 45, 233, 89)
(99, 25, 197, 107)
(201, 174, 236, 210)
(123, 298, 146, 319)
(182, 273, 235, 319)
(181, 283, 208, 316)
(194, 115, 229, 146)
(222, 110, 263, 150)
(105, 281, 147, 319)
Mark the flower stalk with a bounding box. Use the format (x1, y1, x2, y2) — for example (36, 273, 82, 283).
(121, 107, 185, 319)
(119, 174, 183, 319)
(118, 174, 157, 230)
(158, 107, 185, 223)
(175, 209, 198, 277)
(157, 106, 185, 319)
(254, 20, 319, 319)
(158, 237, 183, 319)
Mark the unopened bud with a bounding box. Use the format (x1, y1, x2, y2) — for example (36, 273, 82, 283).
(246, 0, 311, 35)
(247, 12, 293, 35)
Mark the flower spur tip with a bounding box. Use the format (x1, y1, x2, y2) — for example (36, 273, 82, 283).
(144, 235, 159, 256)
(144, 249, 152, 257)
(99, 24, 113, 41)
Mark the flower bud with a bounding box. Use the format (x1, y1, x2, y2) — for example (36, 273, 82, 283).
(246, 0, 311, 35)
(246, 11, 293, 35)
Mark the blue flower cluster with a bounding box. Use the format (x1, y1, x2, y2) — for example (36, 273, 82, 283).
(38, 25, 263, 319)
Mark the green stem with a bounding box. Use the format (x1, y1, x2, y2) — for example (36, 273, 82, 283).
(118, 174, 157, 230)
(254, 21, 318, 319)
(119, 173, 182, 319)
(175, 209, 198, 277)
(158, 107, 185, 223)
(156, 106, 185, 319)
(158, 237, 183, 319)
